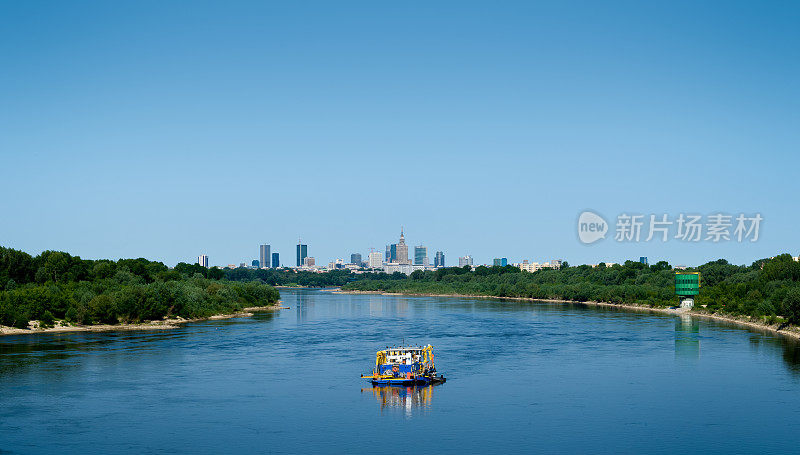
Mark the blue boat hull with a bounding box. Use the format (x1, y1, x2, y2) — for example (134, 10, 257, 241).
(368, 375, 446, 386)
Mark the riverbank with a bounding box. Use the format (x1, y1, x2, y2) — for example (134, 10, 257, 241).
(0, 304, 288, 336)
(274, 285, 339, 289)
(333, 289, 800, 340)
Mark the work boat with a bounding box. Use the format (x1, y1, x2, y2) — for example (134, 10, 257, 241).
(361, 345, 446, 386)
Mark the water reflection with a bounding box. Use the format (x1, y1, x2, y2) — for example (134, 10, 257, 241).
(369, 296, 383, 317)
(295, 290, 312, 322)
(363, 384, 439, 417)
(781, 341, 800, 375)
(746, 328, 800, 376)
(675, 314, 700, 361)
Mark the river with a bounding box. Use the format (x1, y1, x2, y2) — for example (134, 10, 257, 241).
(2, 288, 800, 454)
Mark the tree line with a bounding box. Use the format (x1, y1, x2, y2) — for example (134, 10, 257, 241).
(0, 246, 280, 329)
(224, 267, 408, 287)
(339, 255, 800, 325)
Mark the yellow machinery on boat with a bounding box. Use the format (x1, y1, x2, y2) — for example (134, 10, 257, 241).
(361, 344, 446, 386)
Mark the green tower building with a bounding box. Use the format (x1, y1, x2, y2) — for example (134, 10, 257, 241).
(675, 272, 700, 308)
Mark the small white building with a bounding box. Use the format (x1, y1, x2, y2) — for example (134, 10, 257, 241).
(515, 259, 562, 272)
(384, 263, 414, 275)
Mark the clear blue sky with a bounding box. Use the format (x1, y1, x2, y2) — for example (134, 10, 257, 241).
(1, 1, 798, 267)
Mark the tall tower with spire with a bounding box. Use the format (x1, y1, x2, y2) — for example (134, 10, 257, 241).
(396, 227, 410, 264)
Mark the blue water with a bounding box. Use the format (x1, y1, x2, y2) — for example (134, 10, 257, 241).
(2, 289, 800, 454)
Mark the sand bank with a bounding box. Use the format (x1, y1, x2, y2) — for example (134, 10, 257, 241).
(0, 304, 287, 336)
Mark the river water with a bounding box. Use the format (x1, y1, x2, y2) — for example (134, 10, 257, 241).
(2, 289, 800, 454)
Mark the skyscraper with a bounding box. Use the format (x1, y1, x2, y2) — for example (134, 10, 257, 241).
(459, 256, 473, 267)
(396, 228, 410, 264)
(252, 259, 259, 268)
(414, 245, 428, 266)
(434, 251, 445, 267)
(260, 244, 271, 269)
(386, 244, 397, 263)
(198, 255, 209, 268)
(368, 251, 383, 268)
(272, 252, 280, 268)
(350, 253, 362, 265)
(296, 241, 308, 267)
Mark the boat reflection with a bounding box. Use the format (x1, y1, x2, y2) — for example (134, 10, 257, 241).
(362, 384, 440, 416)
(675, 313, 700, 361)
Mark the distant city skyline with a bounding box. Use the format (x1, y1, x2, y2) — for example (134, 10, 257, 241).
(184, 225, 799, 269)
(15, 222, 795, 270)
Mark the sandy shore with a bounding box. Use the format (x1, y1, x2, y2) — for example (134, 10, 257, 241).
(0, 304, 288, 337)
(332, 289, 800, 341)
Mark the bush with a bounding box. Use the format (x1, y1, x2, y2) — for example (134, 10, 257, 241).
(40, 310, 55, 327)
(64, 307, 78, 323)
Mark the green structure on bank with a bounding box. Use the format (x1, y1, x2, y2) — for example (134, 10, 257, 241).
(675, 271, 700, 308)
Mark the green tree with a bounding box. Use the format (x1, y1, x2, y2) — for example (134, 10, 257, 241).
(784, 288, 800, 325)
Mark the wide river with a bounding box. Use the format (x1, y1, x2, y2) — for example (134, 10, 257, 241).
(2, 289, 800, 454)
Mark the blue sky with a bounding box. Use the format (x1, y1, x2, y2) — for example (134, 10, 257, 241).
(1, 1, 798, 267)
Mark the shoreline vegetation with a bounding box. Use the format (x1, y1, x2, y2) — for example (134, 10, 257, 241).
(0, 246, 281, 336)
(333, 289, 800, 340)
(332, 255, 800, 341)
(5, 245, 800, 341)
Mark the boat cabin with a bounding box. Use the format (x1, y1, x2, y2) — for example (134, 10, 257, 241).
(374, 345, 435, 376)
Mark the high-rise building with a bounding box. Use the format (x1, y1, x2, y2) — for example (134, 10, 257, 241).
(297, 241, 308, 267)
(272, 252, 280, 268)
(260, 244, 271, 269)
(386, 244, 397, 263)
(303, 256, 315, 267)
(350, 253, 362, 265)
(640, 256, 648, 266)
(459, 256, 473, 267)
(414, 246, 428, 266)
(368, 251, 383, 268)
(434, 251, 445, 267)
(396, 228, 410, 264)
(502, 257, 508, 267)
(252, 259, 259, 268)
(198, 255, 209, 268)
(493, 258, 502, 267)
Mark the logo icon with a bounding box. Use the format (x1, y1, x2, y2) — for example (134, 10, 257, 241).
(578, 211, 608, 244)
